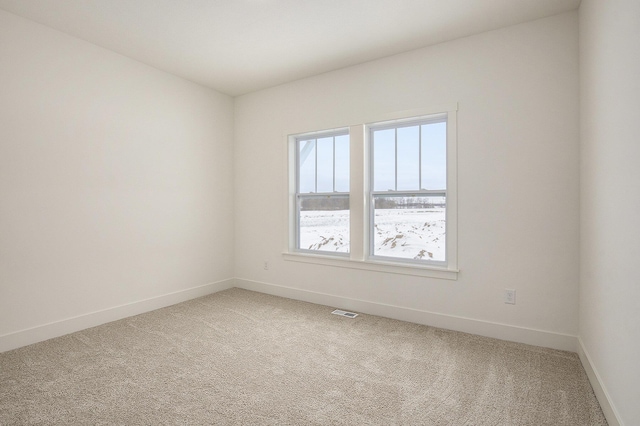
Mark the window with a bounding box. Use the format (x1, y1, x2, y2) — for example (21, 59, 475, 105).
(295, 131, 350, 254)
(369, 116, 447, 265)
(286, 106, 457, 279)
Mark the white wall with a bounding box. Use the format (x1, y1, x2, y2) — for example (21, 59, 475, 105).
(234, 13, 580, 348)
(579, 0, 640, 424)
(0, 10, 235, 349)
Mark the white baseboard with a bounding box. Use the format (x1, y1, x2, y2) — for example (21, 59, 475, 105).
(0, 278, 235, 353)
(577, 337, 623, 426)
(234, 278, 577, 352)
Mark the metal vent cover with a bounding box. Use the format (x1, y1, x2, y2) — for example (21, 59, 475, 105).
(331, 309, 358, 318)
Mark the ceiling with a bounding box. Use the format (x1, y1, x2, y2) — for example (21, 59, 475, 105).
(0, 0, 581, 96)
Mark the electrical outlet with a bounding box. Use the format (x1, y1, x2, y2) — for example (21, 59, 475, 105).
(504, 289, 516, 305)
(263, 261, 269, 270)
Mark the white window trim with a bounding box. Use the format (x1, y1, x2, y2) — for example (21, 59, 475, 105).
(284, 104, 458, 280)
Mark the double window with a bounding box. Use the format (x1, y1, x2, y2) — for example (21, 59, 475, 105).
(289, 108, 457, 276)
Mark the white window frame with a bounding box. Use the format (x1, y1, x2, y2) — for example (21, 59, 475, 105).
(285, 105, 458, 280)
(368, 115, 448, 267)
(293, 129, 350, 256)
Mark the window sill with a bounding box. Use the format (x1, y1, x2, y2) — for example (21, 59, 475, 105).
(282, 252, 458, 280)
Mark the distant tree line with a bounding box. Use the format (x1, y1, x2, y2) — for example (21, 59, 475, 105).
(300, 196, 444, 211)
(375, 197, 445, 209)
(300, 196, 349, 211)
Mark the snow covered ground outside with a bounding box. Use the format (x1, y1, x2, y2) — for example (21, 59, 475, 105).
(299, 210, 350, 253)
(299, 208, 445, 261)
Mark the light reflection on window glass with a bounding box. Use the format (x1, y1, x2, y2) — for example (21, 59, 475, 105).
(299, 140, 316, 193)
(373, 128, 395, 191)
(397, 125, 420, 190)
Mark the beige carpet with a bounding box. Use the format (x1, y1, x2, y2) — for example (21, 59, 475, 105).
(1, 288, 606, 425)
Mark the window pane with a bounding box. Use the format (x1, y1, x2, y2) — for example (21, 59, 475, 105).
(421, 122, 447, 190)
(316, 137, 334, 193)
(299, 196, 349, 253)
(373, 128, 395, 191)
(334, 134, 350, 192)
(397, 125, 420, 190)
(299, 140, 316, 193)
(372, 195, 446, 261)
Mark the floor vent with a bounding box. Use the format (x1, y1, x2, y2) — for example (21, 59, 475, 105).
(331, 309, 358, 318)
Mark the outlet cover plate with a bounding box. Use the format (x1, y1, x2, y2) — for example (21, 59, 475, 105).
(505, 289, 516, 304)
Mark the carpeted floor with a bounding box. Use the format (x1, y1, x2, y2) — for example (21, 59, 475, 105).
(1, 288, 607, 425)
